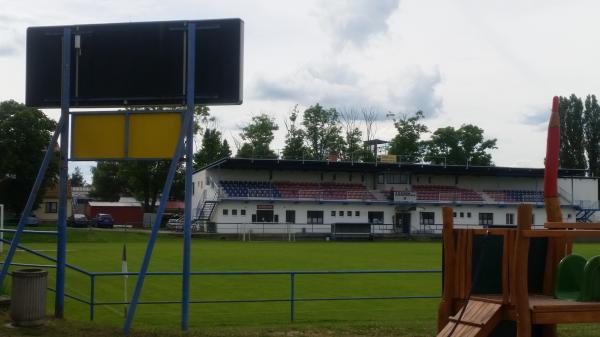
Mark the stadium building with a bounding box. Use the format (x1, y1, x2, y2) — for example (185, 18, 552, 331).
(192, 158, 598, 237)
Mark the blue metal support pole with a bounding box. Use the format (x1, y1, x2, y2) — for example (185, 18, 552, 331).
(56, 26, 71, 319)
(90, 274, 95, 321)
(182, 22, 196, 332)
(290, 273, 295, 322)
(123, 53, 197, 337)
(0, 115, 65, 287)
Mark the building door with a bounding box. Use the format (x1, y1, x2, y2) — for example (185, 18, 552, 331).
(286, 210, 296, 223)
(256, 210, 274, 222)
(395, 213, 411, 234)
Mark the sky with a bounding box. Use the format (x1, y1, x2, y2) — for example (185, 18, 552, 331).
(2, 0, 600, 183)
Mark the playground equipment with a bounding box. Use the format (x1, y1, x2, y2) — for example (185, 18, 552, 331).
(437, 97, 600, 337)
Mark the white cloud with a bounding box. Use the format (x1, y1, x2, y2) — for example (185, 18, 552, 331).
(317, 0, 400, 49)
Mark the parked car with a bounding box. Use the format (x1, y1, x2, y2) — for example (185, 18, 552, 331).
(94, 213, 114, 228)
(68, 214, 89, 228)
(166, 215, 184, 231)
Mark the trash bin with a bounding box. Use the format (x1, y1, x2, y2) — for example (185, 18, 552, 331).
(10, 268, 47, 327)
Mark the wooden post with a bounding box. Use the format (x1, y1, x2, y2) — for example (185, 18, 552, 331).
(514, 204, 533, 337)
(438, 207, 456, 332)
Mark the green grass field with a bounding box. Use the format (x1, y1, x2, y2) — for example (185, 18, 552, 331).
(1, 228, 599, 336)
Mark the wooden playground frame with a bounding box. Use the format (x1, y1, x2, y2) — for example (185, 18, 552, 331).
(437, 205, 600, 337)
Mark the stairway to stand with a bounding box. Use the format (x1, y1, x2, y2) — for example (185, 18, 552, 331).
(437, 300, 502, 337)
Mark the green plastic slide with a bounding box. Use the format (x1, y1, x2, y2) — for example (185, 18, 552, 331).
(554, 254, 600, 302)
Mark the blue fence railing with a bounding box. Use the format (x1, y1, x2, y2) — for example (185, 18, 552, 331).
(0, 239, 442, 324)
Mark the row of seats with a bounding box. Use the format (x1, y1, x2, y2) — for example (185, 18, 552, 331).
(221, 181, 543, 203)
(220, 180, 375, 200)
(412, 185, 484, 202)
(484, 190, 544, 203)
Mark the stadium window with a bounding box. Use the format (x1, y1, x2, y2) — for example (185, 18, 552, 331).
(453, 212, 457, 218)
(378, 174, 384, 184)
(479, 213, 493, 225)
(307, 211, 323, 224)
(355, 211, 360, 216)
(232, 209, 237, 216)
(460, 212, 464, 218)
(241, 209, 246, 216)
(467, 212, 472, 218)
(223, 209, 229, 216)
(420, 212, 435, 225)
(339, 210, 344, 216)
(331, 210, 336, 216)
(252, 214, 256, 222)
(286, 210, 296, 223)
(506, 213, 514, 225)
(347, 211, 352, 216)
(274, 214, 279, 222)
(45, 202, 57, 213)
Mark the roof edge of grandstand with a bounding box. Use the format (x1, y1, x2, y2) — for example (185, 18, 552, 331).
(194, 157, 591, 178)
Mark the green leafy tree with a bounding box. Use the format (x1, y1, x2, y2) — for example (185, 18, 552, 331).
(282, 106, 308, 160)
(118, 161, 183, 212)
(388, 110, 429, 163)
(0, 100, 59, 214)
(584, 95, 600, 177)
(236, 114, 279, 159)
(302, 104, 344, 160)
(89, 162, 123, 201)
(425, 124, 497, 166)
(70, 166, 86, 187)
(559, 95, 586, 169)
(194, 128, 231, 169)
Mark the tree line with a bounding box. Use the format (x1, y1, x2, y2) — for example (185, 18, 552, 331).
(196, 103, 498, 167)
(558, 94, 600, 177)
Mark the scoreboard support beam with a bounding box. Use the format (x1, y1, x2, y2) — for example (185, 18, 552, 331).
(56, 26, 72, 319)
(182, 22, 196, 332)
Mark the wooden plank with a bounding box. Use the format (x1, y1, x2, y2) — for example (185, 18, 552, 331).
(545, 222, 600, 229)
(523, 230, 600, 238)
(438, 207, 456, 332)
(515, 204, 533, 337)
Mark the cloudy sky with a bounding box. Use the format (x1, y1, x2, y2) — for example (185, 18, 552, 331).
(2, 0, 600, 182)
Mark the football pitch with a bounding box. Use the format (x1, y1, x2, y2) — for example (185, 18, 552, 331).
(3, 228, 600, 336)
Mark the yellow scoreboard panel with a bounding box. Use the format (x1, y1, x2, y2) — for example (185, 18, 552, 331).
(71, 112, 182, 160)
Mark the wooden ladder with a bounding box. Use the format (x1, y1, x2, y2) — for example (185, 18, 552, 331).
(437, 300, 502, 337)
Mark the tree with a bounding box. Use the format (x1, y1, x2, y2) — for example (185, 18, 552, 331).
(584, 95, 600, 177)
(70, 167, 86, 187)
(194, 128, 231, 169)
(282, 106, 308, 160)
(559, 95, 586, 169)
(424, 124, 497, 166)
(118, 161, 182, 213)
(388, 111, 429, 163)
(0, 100, 58, 214)
(89, 162, 122, 201)
(302, 104, 344, 160)
(339, 108, 364, 161)
(236, 114, 279, 159)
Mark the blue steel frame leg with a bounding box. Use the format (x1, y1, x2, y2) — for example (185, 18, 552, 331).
(123, 35, 197, 335)
(182, 22, 196, 332)
(56, 26, 71, 319)
(0, 116, 65, 287)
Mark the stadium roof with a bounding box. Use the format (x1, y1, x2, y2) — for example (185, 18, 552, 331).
(196, 158, 590, 178)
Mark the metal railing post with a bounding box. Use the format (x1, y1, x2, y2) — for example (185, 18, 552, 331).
(290, 272, 295, 322)
(90, 274, 95, 321)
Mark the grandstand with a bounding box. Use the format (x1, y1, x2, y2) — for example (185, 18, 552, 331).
(192, 158, 598, 236)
